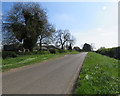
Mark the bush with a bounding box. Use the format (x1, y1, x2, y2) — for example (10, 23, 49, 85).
(33, 46, 40, 51)
(2, 51, 18, 59)
(16, 51, 33, 55)
(58, 49, 63, 53)
(55, 49, 59, 54)
(64, 50, 69, 53)
(35, 50, 50, 54)
(58, 49, 69, 53)
(43, 51, 50, 54)
(49, 49, 56, 54)
(96, 47, 120, 60)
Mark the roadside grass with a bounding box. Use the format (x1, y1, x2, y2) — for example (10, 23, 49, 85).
(74, 52, 119, 94)
(2, 50, 79, 72)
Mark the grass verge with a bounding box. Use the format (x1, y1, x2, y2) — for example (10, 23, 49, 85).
(2, 50, 79, 72)
(74, 52, 119, 94)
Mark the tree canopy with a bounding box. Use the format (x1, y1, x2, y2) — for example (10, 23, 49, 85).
(3, 2, 76, 52)
(82, 43, 92, 51)
(3, 3, 55, 51)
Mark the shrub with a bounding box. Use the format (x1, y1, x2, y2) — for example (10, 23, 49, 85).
(58, 49, 68, 53)
(16, 51, 33, 55)
(73, 47, 81, 52)
(25, 51, 33, 55)
(49, 49, 56, 54)
(96, 47, 120, 60)
(64, 50, 69, 53)
(35, 50, 50, 54)
(33, 46, 40, 51)
(55, 49, 59, 54)
(2, 51, 18, 59)
(15, 50, 50, 56)
(58, 49, 64, 53)
(43, 51, 50, 54)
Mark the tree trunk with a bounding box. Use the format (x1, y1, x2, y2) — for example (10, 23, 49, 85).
(61, 44, 64, 49)
(39, 38, 42, 51)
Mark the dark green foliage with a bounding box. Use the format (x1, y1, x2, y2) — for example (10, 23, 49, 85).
(2, 50, 51, 59)
(96, 47, 120, 60)
(82, 43, 92, 51)
(2, 49, 79, 59)
(58, 49, 65, 53)
(74, 47, 81, 52)
(49, 49, 61, 54)
(2, 48, 78, 59)
(39, 50, 50, 54)
(68, 43, 72, 51)
(2, 51, 18, 59)
(54, 49, 59, 54)
(58, 49, 68, 53)
(4, 3, 48, 51)
(49, 49, 56, 54)
(17, 51, 50, 55)
(16, 51, 33, 55)
(3, 43, 24, 52)
(23, 38, 37, 51)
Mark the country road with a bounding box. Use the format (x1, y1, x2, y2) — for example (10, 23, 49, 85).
(3, 52, 88, 94)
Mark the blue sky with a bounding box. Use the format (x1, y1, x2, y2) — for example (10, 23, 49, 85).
(2, 2, 118, 50)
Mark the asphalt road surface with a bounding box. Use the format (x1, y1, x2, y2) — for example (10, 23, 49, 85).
(3, 52, 88, 94)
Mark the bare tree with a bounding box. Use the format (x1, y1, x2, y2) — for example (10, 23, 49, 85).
(67, 35, 75, 50)
(55, 29, 75, 49)
(38, 23, 55, 50)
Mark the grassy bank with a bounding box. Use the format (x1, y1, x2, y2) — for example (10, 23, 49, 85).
(74, 52, 119, 94)
(2, 50, 79, 72)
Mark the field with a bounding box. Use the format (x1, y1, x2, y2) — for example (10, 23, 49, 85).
(74, 52, 119, 94)
(2, 50, 79, 72)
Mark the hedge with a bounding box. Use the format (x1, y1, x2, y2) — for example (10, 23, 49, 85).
(96, 47, 120, 60)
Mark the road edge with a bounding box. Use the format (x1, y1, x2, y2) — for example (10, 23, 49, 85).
(65, 52, 88, 94)
(2, 54, 66, 73)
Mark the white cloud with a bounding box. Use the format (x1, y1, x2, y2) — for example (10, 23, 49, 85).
(95, 28, 103, 32)
(102, 6, 107, 10)
(71, 26, 117, 50)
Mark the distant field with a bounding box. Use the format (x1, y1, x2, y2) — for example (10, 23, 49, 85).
(74, 52, 119, 94)
(2, 50, 79, 72)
